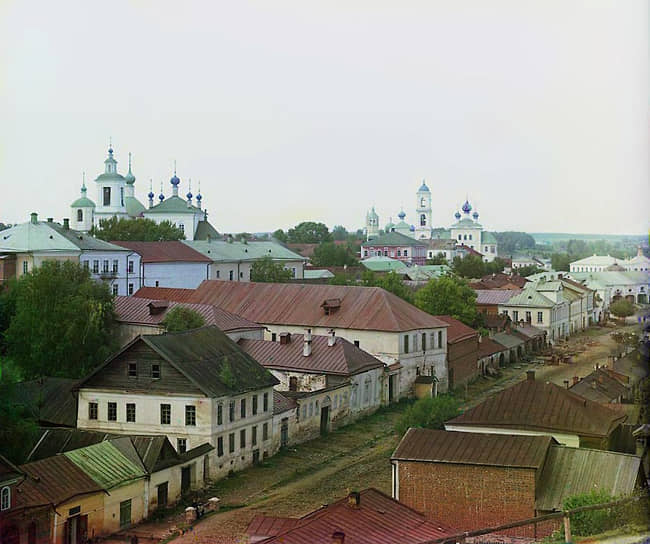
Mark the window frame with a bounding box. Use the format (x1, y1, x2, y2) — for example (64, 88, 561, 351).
(88, 402, 98, 420)
(160, 403, 171, 425)
(0, 487, 9, 511)
(126, 403, 136, 423)
(107, 402, 117, 421)
(185, 405, 196, 426)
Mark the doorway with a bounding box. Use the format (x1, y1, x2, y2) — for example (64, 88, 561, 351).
(119, 500, 131, 529)
(280, 418, 289, 448)
(320, 406, 330, 435)
(388, 374, 396, 402)
(181, 466, 191, 495)
(157, 482, 168, 509)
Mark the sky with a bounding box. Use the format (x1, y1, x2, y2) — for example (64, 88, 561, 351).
(0, 0, 647, 235)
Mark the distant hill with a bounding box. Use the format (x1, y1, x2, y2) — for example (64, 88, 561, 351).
(531, 233, 646, 245)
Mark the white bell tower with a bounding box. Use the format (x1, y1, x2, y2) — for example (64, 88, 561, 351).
(415, 180, 432, 239)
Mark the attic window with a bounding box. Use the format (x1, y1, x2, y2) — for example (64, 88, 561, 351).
(151, 364, 161, 379)
(148, 301, 169, 315)
(128, 362, 137, 378)
(321, 298, 342, 315)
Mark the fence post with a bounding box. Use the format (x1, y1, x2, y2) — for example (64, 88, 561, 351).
(563, 512, 572, 544)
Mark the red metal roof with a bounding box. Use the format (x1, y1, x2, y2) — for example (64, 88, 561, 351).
(134, 286, 197, 302)
(437, 316, 478, 343)
(392, 428, 553, 469)
(474, 289, 522, 305)
(447, 374, 627, 438)
(111, 241, 212, 263)
(114, 296, 263, 332)
(169, 280, 449, 332)
(251, 488, 455, 544)
(248, 515, 301, 539)
(478, 337, 506, 357)
(273, 390, 297, 415)
(240, 334, 384, 376)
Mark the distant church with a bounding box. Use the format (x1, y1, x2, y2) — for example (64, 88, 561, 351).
(70, 145, 218, 240)
(364, 181, 498, 262)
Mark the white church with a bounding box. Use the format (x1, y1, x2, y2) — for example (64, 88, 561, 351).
(364, 181, 499, 262)
(70, 145, 219, 240)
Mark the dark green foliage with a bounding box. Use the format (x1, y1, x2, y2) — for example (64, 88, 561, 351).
(639, 377, 650, 424)
(452, 255, 506, 278)
(4, 261, 116, 379)
(331, 225, 348, 241)
(516, 265, 542, 277)
(610, 299, 635, 318)
(272, 229, 288, 243)
(414, 276, 479, 327)
(311, 242, 358, 267)
(395, 395, 461, 435)
(328, 273, 355, 286)
(0, 280, 17, 355)
(374, 271, 413, 303)
(493, 232, 536, 253)
(551, 253, 572, 271)
(427, 253, 447, 265)
(563, 491, 616, 536)
(287, 222, 332, 243)
(161, 306, 205, 332)
(0, 380, 39, 464)
(250, 256, 293, 283)
(91, 217, 185, 241)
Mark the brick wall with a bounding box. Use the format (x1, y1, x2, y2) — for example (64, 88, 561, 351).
(397, 460, 538, 537)
(448, 336, 479, 388)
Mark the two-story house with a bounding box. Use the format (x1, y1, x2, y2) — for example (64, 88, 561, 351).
(74, 326, 279, 479)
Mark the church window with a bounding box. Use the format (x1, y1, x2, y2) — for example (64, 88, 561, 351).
(420, 214, 426, 226)
(463, 234, 467, 240)
(77, 209, 83, 222)
(120, 187, 124, 207)
(103, 187, 111, 206)
(458, 235, 461, 241)
(469, 234, 472, 240)
(179, 223, 185, 234)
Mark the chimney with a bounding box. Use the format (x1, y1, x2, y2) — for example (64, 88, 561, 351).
(347, 491, 360, 508)
(63, 218, 70, 230)
(573, 376, 579, 385)
(327, 329, 336, 347)
(30, 212, 38, 224)
(526, 370, 535, 381)
(564, 379, 569, 389)
(47, 217, 53, 223)
(331, 531, 345, 544)
(303, 328, 312, 357)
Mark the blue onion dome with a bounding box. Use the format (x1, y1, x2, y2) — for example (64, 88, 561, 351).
(462, 199, 472, 214)
(409, 225, 415, 232)
(159, 193, 165, 201)
(186, 190, 193, 200)
(196, 192, 202, 202)
(148, 190, 155, 199)
(472, 211, 479, 220)
(398, 210, 406, 220)
(170, 173, 180, 186)
(454, 211, 461, 220)
(418, 180, 430, 192)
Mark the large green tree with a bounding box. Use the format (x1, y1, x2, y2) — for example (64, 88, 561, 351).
(452, 254, 486, 278)
(287, 221, 331, 243)
(331, 225, 348, 241)
(493, 232, 536, 253)
(609, 299, 635, 318)
(91, 217, 185, 241)
(0, 381, 39, 463)
(4, 261, 117, 379)
(250, 256, 293, 283)
(414, 275, 479, 326)
(161, 307, 205, 332)
(311, 242, 358, 267)
(551, 252, 571, 271)
(516, 265, 542, 277)
(374, 271, 413, 303)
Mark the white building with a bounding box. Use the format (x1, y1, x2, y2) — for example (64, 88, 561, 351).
(448, 200, 498, 262)
(570, 248, 650, 273)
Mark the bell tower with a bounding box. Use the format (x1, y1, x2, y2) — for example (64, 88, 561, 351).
(415, 180, 432, 239)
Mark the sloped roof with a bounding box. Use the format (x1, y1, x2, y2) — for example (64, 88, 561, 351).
(362, 231, 425, 247)
(239, 334, 384, 376)
(46, 223, 129, 251)
(2, 377, 78, 427)
(475, 289, 522, 305)
(124, 196, 146, 218)
(477, 273, 528, 289)
(536, 446, 642, 511)
(437, 316, 478, 343)
(361, 256, 408, 272)
(193, 220, 220, 241)
(184, 240, 307, 262)
(145, 195, 202, 214)
(303, 269, 335, 279)
(0, 220, 80, 253)
(251, 488, 455, 544)
(492, 332, 525, 349)
(111, 241, 212, 263)
(273, 390, 297, 415)
(478, 337, 507, 357)
(0, 455, 23, 485)
(27, 428, 119, 462)
(180, 281, 448, 332)
(392, 428, 553, 469)
(115, 296, 263, 332)
(502, 288, 555, 308)
(569, 368, 629, 403)
(513, 324, 546, 338)
(447, 374, 627, 438)
(570, 255, 618, 267)
(481, 231, 498, 244)
(134, 286, 196, 302)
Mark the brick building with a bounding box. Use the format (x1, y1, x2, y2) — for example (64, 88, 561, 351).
(437, 316, 479, 388)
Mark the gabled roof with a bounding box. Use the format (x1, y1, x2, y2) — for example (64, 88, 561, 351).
(145, 195, 203, 214)
(436, 316, 478, 343)
(193, 219, 220, 241)
(392, 428, 553, 469)
(570, 255, 618, 267)
(536, 446, 642, 511)
(239, 334, 384, 377)
(0, 220, 80, 253)
(569, 368, 629, 403)
(512, 324, 546, 339)
(481, 231, 498, 244)
(26, 429, 120, 463)
(446, 374, 627, 438)
(273, 390, 297, 415)
(2, 377, 78, 427)
(124, 196, 146, 218)
(501, 288, 555, 308)
(361, 256, 407, 272)
(110, 241, 212, 263)
(184, 240, 307, 262)
(45, 223, 129, 252)
(492, 332, 525, 349)
(303, 268, 335, 279)
(362, 231, 425, 247)
(251, 488, 455, 544)
(168, 280, 448, 333)
(478, 337, 507, 357)
(115, 296, 263, 332)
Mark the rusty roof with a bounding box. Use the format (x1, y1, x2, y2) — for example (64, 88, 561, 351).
(569, 368, 629, 403)
(478, 337, 507, 357)
(252, 488, 455, 544)
(147, 280, 448, 332)
(114, 296, 263, 332)
(247, 516, 301, 539)
(447, 374, 627, 438)
(475, 289, 522, 305)
(240, 334, 384, 376)
(392, 428, 552, 469)
(273, 390, 297, 415)
(436, 316, 478, 343)
(536, 446, 642, 511)
(512, 324, 546, 339)
(134, 286, 196, 301)
(110, 240, 212, 263)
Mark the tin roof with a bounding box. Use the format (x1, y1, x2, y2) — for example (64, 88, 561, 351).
(502, 288, 555, 308)
(492, 332, 525, 349)
(184, 240, 307, 263)
(250, 488, 455, 544)
(2, 377, 78, 427)
(392, 428, 552, 469)
(447, 374, 627, 438)
(536, 446, 642, 511)
(361, 256, 408, 272)
(569, 368, 629, 403)
(114, 296, 263, 332)
(362, 231, 426, 248)
(240, 334, 384, 376)
(134, 286, 196, 302)
(475, 289, 522, 305)
(512, 324, 546, 338)
(110, 241, 212, 263)
(436, 316, 478, 343)
(27, 429, 119, 462)
(273, 390, 298, 415)
(478, 337, 507, 357)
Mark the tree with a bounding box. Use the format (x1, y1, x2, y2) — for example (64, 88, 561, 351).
(311, 242, 358, 267)
(427, 253, 447, 265)
(516, 265, 542, 277)
(610, 299, 635, 318)
(331, 225, 348, 241)
(91, 217, 185, 241)
(452, 254, 485, 278)
(287, 221, 331, 243)
(374, 271, 413, 303)
(493, 232, 536, 253)
(161, 307, 205, 332)
(272, 229, 288, 243)
(484, 257, 507, 275)
(551, 253, 571, 271)
(414, 276, 479, 327)
(250, 256, 293, 283)
(395, 395, 461, 435)
(0, 382, 39, 463)
(4, 261, 116, 379)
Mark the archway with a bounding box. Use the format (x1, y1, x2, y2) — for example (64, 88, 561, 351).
(499, 353, 505, 367)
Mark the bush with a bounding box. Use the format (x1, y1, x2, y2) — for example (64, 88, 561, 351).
(395, 395, 460, 435)
(610, 299, 635, 318)
(564, 490, 616, 536)
(161, 307, 205, 332)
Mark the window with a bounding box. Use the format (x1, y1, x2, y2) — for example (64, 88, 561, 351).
(177, 438, 187, 454)
(93, 260, 99, 274)
(263, 392, 269, 412)
(537, 312, 543, 323)
(503, 309, 509, 317)
(271, 333, 277, 342)
(239, 271, 243, 278)
(289, 376, 298, 391)
(229, 433, 235, 453)
(112, 284, 118, 296)
(108, 402, 117, 421)
(112, 260, 118, 274)
(403, 250, 408, 257)
(128, 283, 134, 295)
(438, 331, 443, 348)
(128, 362, 137, 377)
(128, 260, 134, 273)
(155, 281, 159, 287)
(160, 404, 171, 424)
(525, 311, 532, 323)
(308, 403, 313, 417)
(217, 403, 223, 425)
(229, 400, 235, 422)
(240, 429, 246, 449)
(217, 436, 224, 457)
(0, 487, 9, 511)
(185, 405, 196, 426)
(229, 270, 234, 281)
(469, 234, 472, 240)
(126, 403, 136, 422)
(252, 395, 258, 415)
(216, 270, 220, 279)
(151, 364, 161, 379)
(458, 235, 462, 240)
(421, 333, 426, 351)
(120, 187, 124, 207)
(354, 340, 360, 347)
(83, 260, 89, 270)
(103, 187, 111, 206)
(240, 398, 246, 419)
(513, 310, 519, 322)
(403, 335, 409, 354)
(291, 268, 296, 278)
(263, 423, 269, 441)
(103, 260, 109, 273)
(77, 209, 83, 222)
(119, 499, 131, 529)
(88, 402, 98, 420)
(179, 223, 185, 234)
(252, 426, 257, 446)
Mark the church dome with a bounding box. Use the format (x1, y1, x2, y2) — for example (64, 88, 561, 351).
(186, 190, 193, 200)
(418, 181, 430, 192)
(472, 211, 479, 220)
(398, 210, 406, 220)
(170, 174, 180, 186)
(409, 225, 415, 232)
(454, 211, 461, 220)
(159, 192, 165, 202)
(462, 200, 472, 214)
(196, 193, 202, 202)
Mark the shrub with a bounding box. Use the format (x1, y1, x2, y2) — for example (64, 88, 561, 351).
(564, 490, 615, 536)
(161, 307, 205, 332)
(395, 395, 460, 435)
(610, 299, 635, 318)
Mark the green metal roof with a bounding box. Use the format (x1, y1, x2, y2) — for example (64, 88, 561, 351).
(360, 256, 408, 272)
(184, 240, 306, 262)
(125, 196, 146, 217)
(71, 196, 96, 208)
(193, 220, 220, 240)
(46, 223, 130, 252)
(303, 269, 335, 279)
(481, 231, 497, 244)
(145, 195, 202, 214)
(65, 440, 146, 490)
(0, 220, 80, 253)
(362, 231, 423, 247)
(94, 172, 125, 182)
(502, 287, 555, 308)
(451, 217, 482, 229)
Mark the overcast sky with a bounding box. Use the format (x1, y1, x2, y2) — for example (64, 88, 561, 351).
(1, 1, 647, 234)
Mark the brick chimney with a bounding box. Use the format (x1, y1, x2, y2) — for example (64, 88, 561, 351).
(30, 212, 38, 224)
(526, 370, 535, 381)
(303, 328, 312, 357)
(63, 218, 70, 230)
(331, 531, 345, 544)
(347, 491, 360, 508)
(573, 376, 579, 385)
(328, 329, 336, 347)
